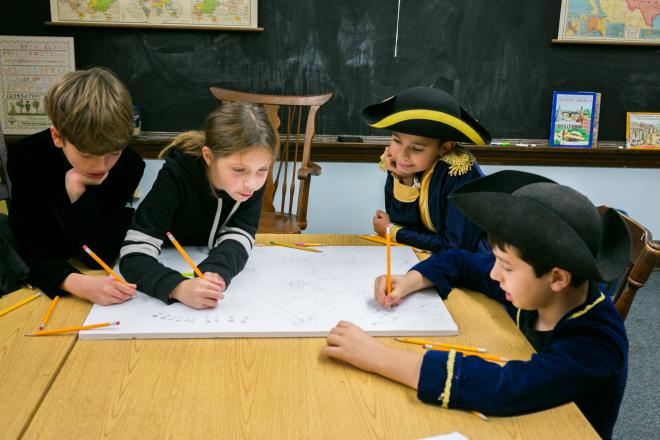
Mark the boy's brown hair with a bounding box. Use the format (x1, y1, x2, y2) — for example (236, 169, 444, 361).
(46, 67, 133, 155)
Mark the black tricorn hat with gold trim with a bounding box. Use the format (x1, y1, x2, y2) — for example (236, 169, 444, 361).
(448, 170, 631, 282)
(361, 87, 492, 145)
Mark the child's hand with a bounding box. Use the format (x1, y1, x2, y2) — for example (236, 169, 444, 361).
(63, 273, 137, 305)
(323, 321, 389, 373)
(372, 210, 391, 237)
(374, 274, 410, 307)
(374, 270, 434, 308)
(170, 277, 224, 309)
(202, 272, 226, 291)
(64, 168, 109, 203)
(382, 146, 398, 173)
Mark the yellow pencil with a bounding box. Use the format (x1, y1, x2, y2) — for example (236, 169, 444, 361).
(386, 225, 392, 297)
(294, 242, 324, 247)
(0, 292, 41, 318)
(166, 232, 205, 279)
(423, 344, 509, 363)
(395, 337, 487, 353)
(470, 411, 489, 421)
(270, 241, 322, 253)
(82, 245, 128, 286)
(38, 295, 60, 330)
(28, 321, 120, 336)
(357, 234, 406, 246)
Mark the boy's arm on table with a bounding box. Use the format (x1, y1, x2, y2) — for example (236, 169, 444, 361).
(393, 202, 486, 253)
(412, 250, 505, 302)
(418, 329, 624, 417)
(7, 147, 78, 297)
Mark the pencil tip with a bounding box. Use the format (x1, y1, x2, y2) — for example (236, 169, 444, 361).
(38, 325, 44, 330)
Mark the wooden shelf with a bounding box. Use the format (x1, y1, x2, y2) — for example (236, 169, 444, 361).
(6, 132, 660, 168)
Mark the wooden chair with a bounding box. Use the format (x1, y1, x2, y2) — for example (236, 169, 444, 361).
(210, 87, 332, 233)
(0, 124, 10, 201)
(598, 205, 660, 321)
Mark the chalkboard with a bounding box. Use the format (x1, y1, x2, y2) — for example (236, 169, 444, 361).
(3, 1, 660, 141)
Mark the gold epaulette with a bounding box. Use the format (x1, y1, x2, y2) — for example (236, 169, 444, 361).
(440, 146, 476, 176)
(378, 152, 388, 172)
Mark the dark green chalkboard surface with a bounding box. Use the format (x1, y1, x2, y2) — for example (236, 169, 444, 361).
(3, 0, 659, 140)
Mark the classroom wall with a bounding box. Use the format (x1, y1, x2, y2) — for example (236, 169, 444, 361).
(139, 160, 660, 237)
(3, 1, 659, 141)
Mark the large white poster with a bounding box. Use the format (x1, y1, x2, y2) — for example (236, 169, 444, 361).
(82, 246, 458, 339)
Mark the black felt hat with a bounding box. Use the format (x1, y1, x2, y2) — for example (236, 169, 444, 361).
(361, 87, 492, 144)
(449, 171, 631, 282)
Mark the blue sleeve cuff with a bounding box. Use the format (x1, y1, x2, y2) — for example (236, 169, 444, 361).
(417, 350, 450, 404)
(412, 259, 453, 299)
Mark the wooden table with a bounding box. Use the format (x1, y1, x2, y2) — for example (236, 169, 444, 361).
(4, 235, 598, 439)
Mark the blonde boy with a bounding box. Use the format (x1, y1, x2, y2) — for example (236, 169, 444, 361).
(8, 67, 145, 304)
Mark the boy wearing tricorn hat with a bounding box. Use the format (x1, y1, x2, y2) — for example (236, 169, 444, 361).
(324, 170, 630, 439)
(362, 86, 491, 253)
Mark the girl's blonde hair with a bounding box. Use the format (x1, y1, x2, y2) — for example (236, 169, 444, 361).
(159, 101, 276, 160)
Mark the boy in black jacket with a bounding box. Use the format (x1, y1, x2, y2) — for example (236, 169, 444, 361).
(8, 67, 144, 304)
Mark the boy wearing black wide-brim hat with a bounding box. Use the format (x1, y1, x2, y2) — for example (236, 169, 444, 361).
(324, 170, 630, 439)
(362, 86, 491, 253)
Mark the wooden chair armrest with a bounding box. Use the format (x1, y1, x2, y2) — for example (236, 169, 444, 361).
(298, 162, 322, 179)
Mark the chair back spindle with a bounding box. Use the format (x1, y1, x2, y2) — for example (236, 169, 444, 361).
(209, 87, 332, 233)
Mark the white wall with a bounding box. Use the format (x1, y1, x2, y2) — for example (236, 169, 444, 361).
(139, 160, 660, 237)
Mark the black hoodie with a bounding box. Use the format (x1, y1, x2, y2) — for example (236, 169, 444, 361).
(119, 149, 264, 303)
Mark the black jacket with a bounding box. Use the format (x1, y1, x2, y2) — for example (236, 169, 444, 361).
(120, 149, 264, 303)
(7, 129, 145, 297)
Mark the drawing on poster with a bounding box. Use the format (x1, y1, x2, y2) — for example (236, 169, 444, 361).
(81, 246, 457, 339)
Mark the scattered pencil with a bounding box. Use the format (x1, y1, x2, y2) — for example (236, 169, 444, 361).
(386, 225, 392, 297)
(39, 295, 60, 330)
(423, 344, 509, 363)
(356, 234, 406, 246)
(28, 321, 120, 336)
(166, 232, 205, 279)
(270, 241, 322, 253)
(470, 411, 489, 421)
(82, 245, 128, 286)
(0, 292, 42, 318)
(294, 242, 324, 247)
(395, 337, 487, 353)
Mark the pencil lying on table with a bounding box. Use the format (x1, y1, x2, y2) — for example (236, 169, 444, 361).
(423, 344, 509, 363)
(82, 245, 128, 286)
(166, 232, 205, 279)
(28, 321, 120, 336)
(270, 241, 322, 253)
(395, 337, 487, 353)
(356, 234, 406, 246)
(38, 295, 60, 330)
(0, 291, 42, 318)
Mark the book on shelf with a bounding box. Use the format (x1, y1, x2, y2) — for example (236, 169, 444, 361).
(626, 112, 660, 149)
(549, 91, 600, 148)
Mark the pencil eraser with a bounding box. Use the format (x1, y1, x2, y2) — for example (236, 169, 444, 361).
(337, 135, 363, 142)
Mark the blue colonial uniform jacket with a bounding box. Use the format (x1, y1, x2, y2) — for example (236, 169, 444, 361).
(385, 157, 489, 253)
(411, 250, 628, 439)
